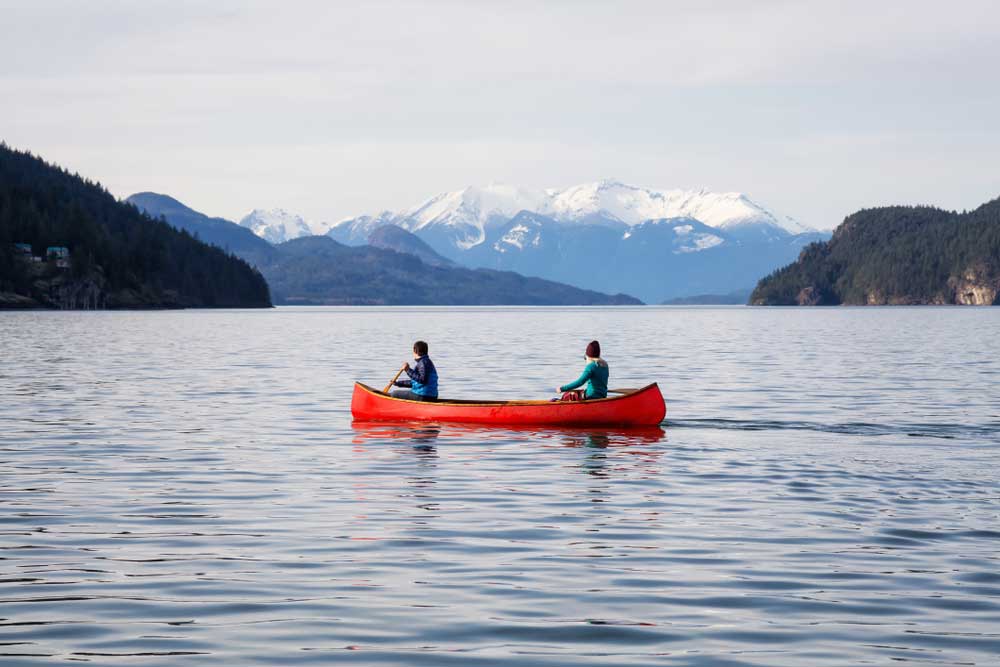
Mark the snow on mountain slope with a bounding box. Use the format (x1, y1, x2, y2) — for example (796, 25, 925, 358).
(328, 184, 547, 250)
(399, 184, 549, 249)
(653, 189, 812, 235)
(623, 217, 727, 254)
(406, 184, 547, 228)
(490, 212, 554, 254)
(329, 181, 813, 250)
(546, 181, 812, 234)
(496, 222, 539, 252)
(328, 211, 396, 245)
(547, 180, 672, 225)
(239, 208, 320, 244)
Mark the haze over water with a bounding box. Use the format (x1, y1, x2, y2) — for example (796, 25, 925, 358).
(2, 306, 999, 666)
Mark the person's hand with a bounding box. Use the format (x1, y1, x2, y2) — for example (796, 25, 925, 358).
(402, 362, 410, 371)
(556, 387, 563, 394)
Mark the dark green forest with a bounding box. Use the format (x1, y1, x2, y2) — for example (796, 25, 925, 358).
(0, 144, 271, 308)
(750, 198, 1000, 305)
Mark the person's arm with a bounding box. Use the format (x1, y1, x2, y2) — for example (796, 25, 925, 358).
(559, 363, 594, 392)
(395, 362, 413, 387)
(406, 359, 429, 385)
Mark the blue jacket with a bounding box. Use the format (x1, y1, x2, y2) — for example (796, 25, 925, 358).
(395, 355, 439, 397)
(560, 359, 609, 399)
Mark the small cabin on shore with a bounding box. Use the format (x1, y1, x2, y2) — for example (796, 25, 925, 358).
(46, 246, 71, 269)
(13, 242, 43, 263)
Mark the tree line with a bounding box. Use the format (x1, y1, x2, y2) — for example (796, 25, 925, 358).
(750, 198, 1000, 305)
(0, 144, 271, 308)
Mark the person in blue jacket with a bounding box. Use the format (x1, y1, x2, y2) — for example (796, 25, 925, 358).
(392, 340, 439, 402)
(557, 340, 609, 400)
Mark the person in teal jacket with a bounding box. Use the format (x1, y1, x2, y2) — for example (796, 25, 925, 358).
(557, 340, 609, 400)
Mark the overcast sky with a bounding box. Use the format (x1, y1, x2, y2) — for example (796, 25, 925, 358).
(3, 0, 998, 229)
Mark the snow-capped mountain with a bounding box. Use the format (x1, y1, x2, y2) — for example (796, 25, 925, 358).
(624, 217, 727, 254)
(325, 181, 828, 302)
(239, 208, 319, 244)
(546, 181, 813, 235)
(446, 210, 818, 302)
(329, 184, 549, 250)
(486, 213, 725, 257)
(329, 180, 814, 251)
(404, 184, 549, 249)
(330, 212, 396, 245)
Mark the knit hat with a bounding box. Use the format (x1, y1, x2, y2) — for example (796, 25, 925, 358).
(586, 340, 601, 358)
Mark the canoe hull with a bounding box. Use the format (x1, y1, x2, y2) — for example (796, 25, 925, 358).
(350, 382, 666, 427)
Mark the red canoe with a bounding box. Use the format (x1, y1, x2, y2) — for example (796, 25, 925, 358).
(350, 382, 666, 426)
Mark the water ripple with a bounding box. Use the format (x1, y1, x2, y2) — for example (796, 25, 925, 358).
(1, 307, 998, 666)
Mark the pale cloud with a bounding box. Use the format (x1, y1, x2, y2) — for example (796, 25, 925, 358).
(2, 0, 999, 229)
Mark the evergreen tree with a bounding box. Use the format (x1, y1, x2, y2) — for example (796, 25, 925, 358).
(751, 199, 1000, 305)
(0, 144, 271, 308)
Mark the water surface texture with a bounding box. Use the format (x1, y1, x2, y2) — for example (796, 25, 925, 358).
(2, 306, 999, 666)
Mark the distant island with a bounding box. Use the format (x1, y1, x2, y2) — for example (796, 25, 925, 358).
(0, 145, 271, 309)
(130, 193, 642, 306)
(751, 197, 1000, 305)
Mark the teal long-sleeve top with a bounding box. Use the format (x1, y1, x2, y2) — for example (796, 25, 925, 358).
(560, 359, 609, 399)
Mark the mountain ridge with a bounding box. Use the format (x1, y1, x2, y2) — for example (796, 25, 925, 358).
(750, 197, 1000, 305)
(127, 192, 275, 257)
(130, 193, 644, 306)
(260, 235, 643, 306)
(239, 208, 320, 244)
(329, 180, 816, 247)
(131, 183, 829, 304)
(367, 225, 455, 267)
(1, 147, 271, 309)
(325, 181, 826, 302)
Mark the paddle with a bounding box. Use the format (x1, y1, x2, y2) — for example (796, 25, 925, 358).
(608, 388, 640, 394)
(383, 365, 407, 394)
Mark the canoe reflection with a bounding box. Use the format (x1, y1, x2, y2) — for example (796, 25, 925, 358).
(351, 421, 443, 444)
(351, 421, 665, 447)
(350, 422, 666, 485)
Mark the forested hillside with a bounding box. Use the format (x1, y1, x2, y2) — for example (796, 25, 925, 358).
(751, 198, 1000, 305)
(0, 144, 271, 308)
(264, 236, 642, 305)
(126, 192, 274, 257)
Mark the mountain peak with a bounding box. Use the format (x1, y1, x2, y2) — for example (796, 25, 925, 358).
(126, 191, 275, 258)
(128, 191, 185, 207)
(239, 208, 319, 244)
(368, 225, 455, 267)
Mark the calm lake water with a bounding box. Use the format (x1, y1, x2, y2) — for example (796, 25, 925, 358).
(2, 306, 999, 666)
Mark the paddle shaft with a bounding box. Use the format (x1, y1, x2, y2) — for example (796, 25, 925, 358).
(383, 366, 407, 394)
(608, 388, 640, 394)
